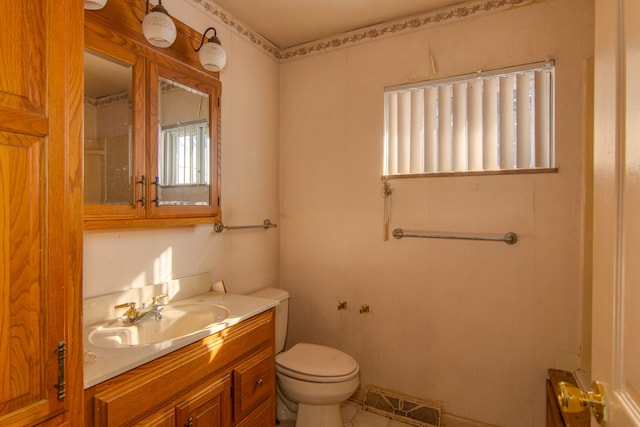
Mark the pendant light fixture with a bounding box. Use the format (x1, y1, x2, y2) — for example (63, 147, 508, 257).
(142, 0, 177, 48)
(195, 27, 227, 72)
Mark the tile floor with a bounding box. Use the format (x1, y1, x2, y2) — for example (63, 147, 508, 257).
(278, 401, 416, 427)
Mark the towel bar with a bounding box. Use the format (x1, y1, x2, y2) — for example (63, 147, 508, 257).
(392, 228, 518, 245)
(214, 219, 277, 233)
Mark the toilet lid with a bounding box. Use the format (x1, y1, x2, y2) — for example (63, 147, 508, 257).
(276, 343, 359, 383)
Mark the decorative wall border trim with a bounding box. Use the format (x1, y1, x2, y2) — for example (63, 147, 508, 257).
(84, 92, 130, 107)
(187, 0, 281, 58)
(186, 0, 544, 63)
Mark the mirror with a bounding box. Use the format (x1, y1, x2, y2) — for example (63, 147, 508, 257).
(83, 49, 133, 205)
(156, 76, 210, 206)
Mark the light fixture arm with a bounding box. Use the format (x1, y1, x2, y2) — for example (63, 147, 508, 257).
(195, 27, 222, 52)
(146, 0, 169, 16)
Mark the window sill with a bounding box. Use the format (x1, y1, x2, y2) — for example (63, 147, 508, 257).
(383, 167, 558, 180)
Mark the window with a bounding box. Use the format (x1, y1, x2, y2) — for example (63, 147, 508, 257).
(383, 60, 555, 177)
(161, 120, 210, 186)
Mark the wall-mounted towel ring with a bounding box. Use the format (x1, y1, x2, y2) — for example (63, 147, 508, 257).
(214, 219, 277, 233)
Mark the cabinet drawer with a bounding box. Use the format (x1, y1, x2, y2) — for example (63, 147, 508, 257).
(235, 399, 275, 427)
(233, 347, 275, 422)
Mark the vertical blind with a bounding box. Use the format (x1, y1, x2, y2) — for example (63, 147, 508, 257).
(384, 60, 555, 176)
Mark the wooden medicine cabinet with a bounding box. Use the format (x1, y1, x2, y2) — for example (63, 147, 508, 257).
(84, 0, 222, 229)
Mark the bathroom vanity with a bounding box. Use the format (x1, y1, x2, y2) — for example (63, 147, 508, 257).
(83, 288, 278, 427)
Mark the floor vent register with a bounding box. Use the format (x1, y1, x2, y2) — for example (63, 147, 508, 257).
(363, 385, 442, 427)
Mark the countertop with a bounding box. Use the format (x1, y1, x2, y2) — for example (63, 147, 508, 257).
(83, 292, 278, 388)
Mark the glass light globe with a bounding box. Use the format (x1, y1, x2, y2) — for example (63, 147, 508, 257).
(142, 5, 177, 48)
(199, 41, 227, 72)
(84, 0, 107, 10)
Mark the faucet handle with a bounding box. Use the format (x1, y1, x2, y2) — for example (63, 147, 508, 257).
(114, 302, 138, 321)
(152, 294, 168, 305)
(115, 301, 136, 310)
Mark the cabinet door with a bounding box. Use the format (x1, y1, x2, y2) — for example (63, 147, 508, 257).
(83, 32, 146, 222)
(0, 0, 83, 425)
(175, 376, 232, 427)
(133, 407, 175, 427)
(147, 59, 221, 220)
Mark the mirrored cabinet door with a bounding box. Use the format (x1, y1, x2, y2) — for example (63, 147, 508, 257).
(83, 41, 145, 221)
(148, 61, 221, 218)
(156, 76, 210, 206)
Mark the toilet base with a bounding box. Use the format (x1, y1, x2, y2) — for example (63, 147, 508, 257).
(295, 403, 343, 427)
(276, 385, 297, 421)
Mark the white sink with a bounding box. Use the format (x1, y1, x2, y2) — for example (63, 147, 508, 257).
(88, 303, 229, 348)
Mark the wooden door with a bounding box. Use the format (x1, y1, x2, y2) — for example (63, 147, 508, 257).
(0, 0, 84, 425)
(592, 0, 640, 425)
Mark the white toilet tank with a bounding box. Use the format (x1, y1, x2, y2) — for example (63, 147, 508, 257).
(249, 287, 289, 353)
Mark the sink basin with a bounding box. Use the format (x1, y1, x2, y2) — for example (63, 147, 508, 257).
(88, 303, 229, 348)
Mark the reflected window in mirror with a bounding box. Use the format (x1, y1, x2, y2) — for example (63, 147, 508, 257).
(84, 49, 133, 205)
(156, 76, 211, 206)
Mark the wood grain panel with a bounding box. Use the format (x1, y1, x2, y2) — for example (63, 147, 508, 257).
(0, 1, 46, 114)
(132, 407, 176, 427)
(175, 375, 230, 427)
(233, 349, 274, 422)
(0, 132, 42, 417)
(234, 399, 275, 427)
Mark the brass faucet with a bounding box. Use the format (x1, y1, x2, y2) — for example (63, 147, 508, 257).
(114, 294, 168, 324)
(114, 302, 140, 323)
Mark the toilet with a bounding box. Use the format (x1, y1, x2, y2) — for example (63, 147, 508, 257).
(250, 287, 359, 427)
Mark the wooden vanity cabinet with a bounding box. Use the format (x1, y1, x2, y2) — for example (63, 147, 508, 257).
(84, 309, 275, 427)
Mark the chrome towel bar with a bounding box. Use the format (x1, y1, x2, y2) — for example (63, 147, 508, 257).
(392, 228, 518, 245)
(214, 219, 277, 233)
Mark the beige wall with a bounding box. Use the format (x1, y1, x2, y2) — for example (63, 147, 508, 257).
(279, 0, 593, 425)
(83, 0, 281, 297)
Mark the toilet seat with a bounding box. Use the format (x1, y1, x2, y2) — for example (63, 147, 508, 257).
(276, 343, 359, 383)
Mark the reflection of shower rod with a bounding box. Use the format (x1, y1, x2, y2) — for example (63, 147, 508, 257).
(214, 219, 277, 233)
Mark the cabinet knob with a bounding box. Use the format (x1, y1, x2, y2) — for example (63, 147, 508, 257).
(256, 378, 263, 387)
(185, 417, 193, 427)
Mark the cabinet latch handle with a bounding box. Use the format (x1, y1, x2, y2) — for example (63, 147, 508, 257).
(151, 176, 161, 207)
(54, 341, 66, 400)
(137, 175, 146, 207)
(185, 417, 193, 427)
